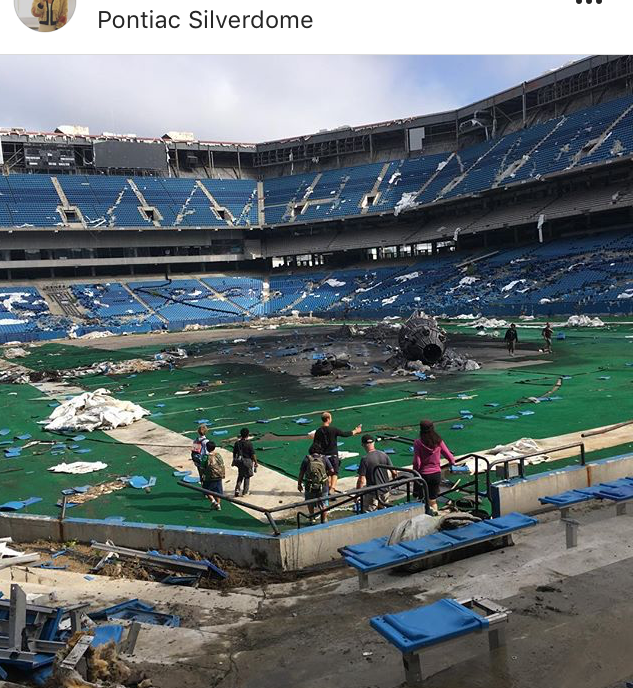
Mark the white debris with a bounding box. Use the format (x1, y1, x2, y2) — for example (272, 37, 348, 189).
(394, 271, 420, 283)
(519, 315, 536, 320)
(0, 319, 27, 326)
(486, 438, 548, 465)
(48, 461, 108, 475)
(325, 279, 346, 287)
(470, 317, 509, 329)
(394, 192, 418, 216)
(564, 315, 605, 328)
(0, 540, 24, 559)
(388, 171, 401, 184)
(45, 388, 150, 432)
(382, 295, 399, 306)
(501, 280, 528, 293)
(78, 331, 114, 340)
(617, 290, 633, 300)
(2, 347, 28, 359)
(453, 314, 479, 320)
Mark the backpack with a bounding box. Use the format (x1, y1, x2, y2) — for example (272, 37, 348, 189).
(191, 436, 206, 467)
(304, 455, 328, 492)
(203, 452, 226, 480)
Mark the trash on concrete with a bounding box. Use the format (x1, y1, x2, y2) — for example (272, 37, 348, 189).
(91, 542, 228, 580)
(45, 388, 150, 432)
(88, 599, 180, 627)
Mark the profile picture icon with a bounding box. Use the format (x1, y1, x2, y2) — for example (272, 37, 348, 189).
(14, 0, 76, 32)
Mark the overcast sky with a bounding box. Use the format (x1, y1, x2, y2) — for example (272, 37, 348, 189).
(0, 55, 585, 142)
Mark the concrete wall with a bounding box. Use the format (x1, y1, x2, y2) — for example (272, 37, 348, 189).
(0, 502, 429, 572)
(278, 502, 429, 570)
(491, 453, 633, 516)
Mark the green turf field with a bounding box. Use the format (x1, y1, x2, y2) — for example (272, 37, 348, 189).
(1, 324, 632, 532)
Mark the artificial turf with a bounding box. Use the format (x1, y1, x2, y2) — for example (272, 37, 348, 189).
(1, 324, 632, 531)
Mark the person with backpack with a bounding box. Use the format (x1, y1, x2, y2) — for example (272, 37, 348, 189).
(200, 441, 225, 511)
(191, 424, 210, 482)
(232, 428, 258, 497)
(297, 442, 335, 522)
(413, 420, 457, 513)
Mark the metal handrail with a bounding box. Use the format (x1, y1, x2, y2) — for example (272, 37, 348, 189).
(178, 468, 431, 535)
(295, 466, 431, 529)
(487, 441, 586, 479)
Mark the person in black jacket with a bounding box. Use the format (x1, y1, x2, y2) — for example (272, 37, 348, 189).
(232, 428, 258, 497)
(504, 323, 519, 357)
(313, 412, 362, 492)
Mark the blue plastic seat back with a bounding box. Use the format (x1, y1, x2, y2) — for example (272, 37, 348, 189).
(592, 484, 633, 502)
(345, 545, 410, 571)
(343, 536, 389, 556)
(539, 490, 594, 506)
(443, 521, 499, 543)
(370, 598, 489, 653)
(487, 512, 538, 533)
(398, 532, 456, 555)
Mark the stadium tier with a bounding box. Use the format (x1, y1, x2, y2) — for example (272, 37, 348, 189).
(2, 95, 633, 230)
(1, 229, 632, 343)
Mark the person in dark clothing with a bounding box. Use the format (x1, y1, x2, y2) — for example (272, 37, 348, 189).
(232, 428, 258, 497)
(356, 435, 397, 511)
(297, 442, 335, 521)
(542, 322, 553, 353)
(504, 323, 519, 356)
(313, 411, 362, 492)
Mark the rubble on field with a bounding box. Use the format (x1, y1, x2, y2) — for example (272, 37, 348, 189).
(564, 315, 606, 328)
(470, 317, 509, 329)
(45, 388, 150, 432)
(2, 346, 29, 359)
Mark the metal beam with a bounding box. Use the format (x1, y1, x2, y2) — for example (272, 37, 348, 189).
(8, 585, 26, 651)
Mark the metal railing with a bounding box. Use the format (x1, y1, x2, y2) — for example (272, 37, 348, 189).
(179, 441, 586, 533)
(178, 467, 431, 536)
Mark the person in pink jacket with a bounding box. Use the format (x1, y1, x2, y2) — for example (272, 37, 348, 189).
(413, 419, 456, 512)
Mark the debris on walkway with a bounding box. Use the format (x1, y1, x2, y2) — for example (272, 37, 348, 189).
(45, 388, 150, 432)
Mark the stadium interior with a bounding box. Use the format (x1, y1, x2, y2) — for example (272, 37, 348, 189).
(1, 54, 633, 688)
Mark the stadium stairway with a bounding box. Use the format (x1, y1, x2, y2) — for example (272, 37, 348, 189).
(121, 283, 168, 324)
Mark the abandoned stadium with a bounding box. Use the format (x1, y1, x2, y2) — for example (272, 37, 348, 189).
(1, 54, 633, 688)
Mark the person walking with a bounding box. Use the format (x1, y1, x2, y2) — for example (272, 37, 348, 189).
(413, 420, 457, 513)
(542, 322, 553, 354)
(200, 441, 225, 511)
(297, 442, 335, 522)
(356, 435, 398, 512)
(191, 424, 210, 483)
(313, 411, 362, 493)
(504, 323, 519, 357)
(232, 428, 258, 497)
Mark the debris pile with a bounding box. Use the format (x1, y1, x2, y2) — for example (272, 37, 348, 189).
(0, 582, 151, 687)
(564, 315, 606, 328)
(486, 437, 548, 465)
(0, 350, 187, 385)
(311, 353, 352, 377)
(398, 313, 447, 365)
(45, 389, 150, 432)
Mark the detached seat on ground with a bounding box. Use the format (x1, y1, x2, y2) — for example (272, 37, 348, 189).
(370, 597, 509, 687)
(539, 477, 633, 548)
(340, 512, 537, 589)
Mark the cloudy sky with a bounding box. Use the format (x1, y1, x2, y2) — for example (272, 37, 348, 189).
(0, 55, 585, 142)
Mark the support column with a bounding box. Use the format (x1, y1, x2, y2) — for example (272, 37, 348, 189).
(403, 653, 424, 687)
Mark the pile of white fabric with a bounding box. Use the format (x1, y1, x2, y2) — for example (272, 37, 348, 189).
(564, 315, 605, 328)
(45, 388, 150, 432)
(485, 437, 548, 465)
(470, 317, 509, 329)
